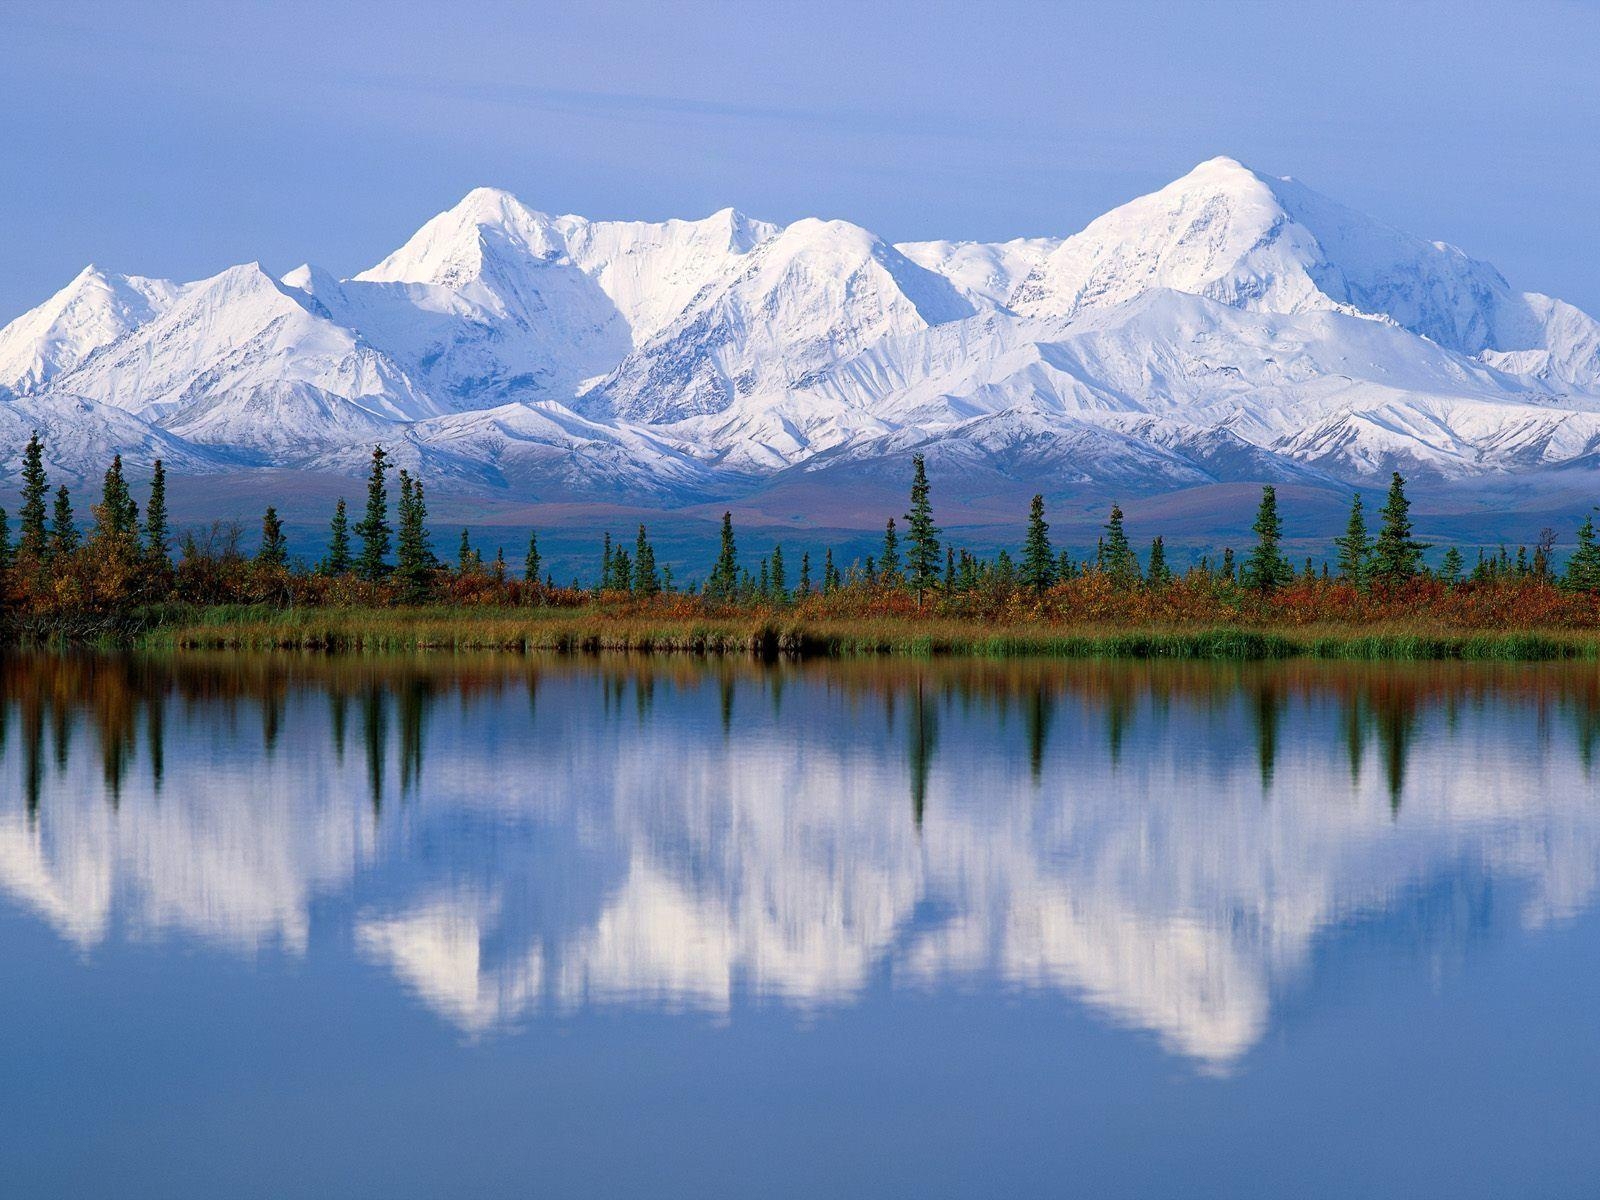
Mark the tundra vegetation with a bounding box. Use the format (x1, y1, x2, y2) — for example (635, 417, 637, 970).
(7, 435, 1600, 659)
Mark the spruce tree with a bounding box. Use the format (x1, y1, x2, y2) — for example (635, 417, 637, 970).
(1371, 472, 1429, 587)
(1147, 536, 1171, 587)
(1565, 514, 1600, 590)
(1102, 503, 1138, 586)
(880, 518, 901, 585)
(944, 545, 956, 594)
(17, 430, 49, 561)
(353, 445, 391, 581)
(902, 452, 941, 604)
(145, 459, 170, 569)
(1222, 546, 1236, 582)
(634, 524, 660, 596)
(459, 528, 480, 574)
(50, 485, 79, 557)
(0, 506, 10, 574)
(523, 530, 541, 583)
(257, 507, 288, 567)
(1021, 494, 1054, 594)
(395, 471, 434, 594)
(995, 548, 1017, 586)
(324, 498, 352, 575)
(1334, 493, 1371, 586)
(798, 552, 812, 597)
(823, 547, 839, 594)
(708, 512, 738, 600)
(95, 455, 139, 543)
(599, 531, 613, 590)
(1242, 485, 1291, 593)
(1439, 545, 1466, 586)
(768, 543, 787, 602)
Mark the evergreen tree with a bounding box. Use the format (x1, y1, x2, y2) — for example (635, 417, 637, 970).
(1102, 503, 1138, 586)
(17, 430, 49, 561)
(757, 557, 770, 598)
(1371, 472, 1429, 586)
(612, 548, 632, 593)
(1021, 493, 1054, 593)
(902, 452, 941, 604)
(0, 506, 10, 573)
(1222, 546, 1236, 582)
(1147, 536, 1171, 587)
(50, 485, 79, 557)
(257, 507, 288, 567)
(523, 530, 541, 583)
(1242, 485, 1292, 593)
(633, 524, 660, 596)
(769, 542, 787, 602)
(798, 551, 812, 598)
(145, 458, 170, 569)
(880, 518, 901, 584)
(994, 548, 1017, 586)
(353, 445, 391, 581)
(94, 455, 139, 542)
(599, 531, 614, 590)
(823, 547, 840, 594)
(395, 470, 434, 593)
(1334, 493, 1371, 586)
(492, 547, 507, 584)
(962, 549, 981, 592)
(944, 545, 956, 594)
(324, 498, 352, 575)
(459, 528, 481, 574)
(1566, 514, 1600, 590)
(1439, 545, 1466, 586)
(708, 512, 738, 600)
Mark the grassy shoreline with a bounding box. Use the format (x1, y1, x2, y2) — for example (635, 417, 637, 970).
(99, 605, 1600, 661)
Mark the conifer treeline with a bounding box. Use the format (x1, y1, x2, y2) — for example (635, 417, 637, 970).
(6, 436, 1600, 636)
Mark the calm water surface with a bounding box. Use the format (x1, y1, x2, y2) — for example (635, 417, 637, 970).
(2, 652, 1599, 1198)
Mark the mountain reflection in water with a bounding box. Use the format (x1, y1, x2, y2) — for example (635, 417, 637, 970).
(2, 652, 1598, 1070)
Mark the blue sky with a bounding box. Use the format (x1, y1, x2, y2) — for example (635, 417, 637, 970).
(3, 0, 1598, 317)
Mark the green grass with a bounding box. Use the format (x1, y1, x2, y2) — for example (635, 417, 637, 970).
(114, 605, 1600, 661)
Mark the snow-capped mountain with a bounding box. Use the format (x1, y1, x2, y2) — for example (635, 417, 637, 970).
(0, 266, 177, 398)
(6, 157, 1600, 500)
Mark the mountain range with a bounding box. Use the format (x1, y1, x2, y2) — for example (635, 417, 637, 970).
(6, 157, 1600, 511)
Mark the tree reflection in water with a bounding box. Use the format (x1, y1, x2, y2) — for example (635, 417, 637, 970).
(3, 651, 1600, 1069)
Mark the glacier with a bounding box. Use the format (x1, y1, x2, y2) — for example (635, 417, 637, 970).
(6, 156, 1600, 503)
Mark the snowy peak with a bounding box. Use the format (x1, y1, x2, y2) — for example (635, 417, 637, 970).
(1011, 156, 1334, 319)
(45, 261, 435, 437)
(897, 236, 1062, 308)
(555, 205, 779, 341)
(0, 265, 178, 397)
(356, 187, 567, 291)
(588, 217, 977, 424)
(1008, 157, 1600, 386)
(7, 162, 1600, 496)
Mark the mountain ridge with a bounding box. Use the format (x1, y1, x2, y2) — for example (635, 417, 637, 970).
(6, 158, 1600, 503)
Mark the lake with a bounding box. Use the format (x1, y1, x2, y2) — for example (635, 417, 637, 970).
(2, 651, 1599, 1198)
